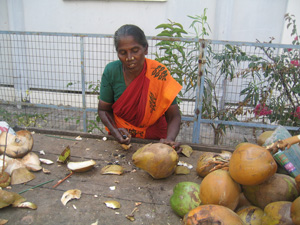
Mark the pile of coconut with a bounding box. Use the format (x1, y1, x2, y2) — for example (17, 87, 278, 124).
(0, 130, 41, 186)
(131, 131, 300, 224)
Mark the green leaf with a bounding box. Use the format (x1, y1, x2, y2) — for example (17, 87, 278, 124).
(157, 31, 173, 37)
(172, 22, 184, 29)
(172, 28, 188, 35)
(155, 24, 174, 30)
(225, 44, 233, 50)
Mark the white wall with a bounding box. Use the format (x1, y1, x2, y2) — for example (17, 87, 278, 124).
(0, 0, 299, 43)
(0, 0, 9, 30)
(214, 0, 289, 43)
(282, 0, 300, 44)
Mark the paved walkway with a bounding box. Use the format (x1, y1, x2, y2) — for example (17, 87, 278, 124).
(1, 131, 224, 225)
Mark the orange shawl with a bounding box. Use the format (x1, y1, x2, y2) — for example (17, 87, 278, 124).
(111, 58, 182, 139)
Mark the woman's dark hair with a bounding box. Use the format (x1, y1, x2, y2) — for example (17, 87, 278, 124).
(114, 24, 148, 51)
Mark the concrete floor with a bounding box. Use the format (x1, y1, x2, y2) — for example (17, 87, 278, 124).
(0, 130, 226, 225)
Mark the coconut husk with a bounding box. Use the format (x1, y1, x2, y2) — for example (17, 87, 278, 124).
(21, 152, 42, 172)
(0, 189, 26, 209)
(0, 159, 7, 172)
(10, 167, 35, 185)
(61, 189, 81, 205)
(175, 166, 190, 175)
(0, 172, 11, 188)
(101, 165, 124, 175)
(0, 155, 25, 175)
(67, 160, 96, 173)
(0, 130, 33, 158)
(0, 189, 16, 208)
(180, 145, 193, 157)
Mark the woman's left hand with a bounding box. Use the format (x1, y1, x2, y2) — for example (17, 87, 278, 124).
(159, 138, 182, 154)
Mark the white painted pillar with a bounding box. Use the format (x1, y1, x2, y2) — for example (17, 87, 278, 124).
(7, 0, 29, 107)
(214, 0, 235, 110)
(214, 0, 234, 41)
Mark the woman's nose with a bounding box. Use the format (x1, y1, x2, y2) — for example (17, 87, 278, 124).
(127, 52, 133, 60)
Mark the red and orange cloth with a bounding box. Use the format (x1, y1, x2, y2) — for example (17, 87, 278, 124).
(108, 58, 182, 139)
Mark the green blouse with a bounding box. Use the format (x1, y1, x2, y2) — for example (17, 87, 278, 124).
(100, 60, 177, 105)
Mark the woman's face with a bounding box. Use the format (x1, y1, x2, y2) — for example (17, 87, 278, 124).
(117, 35, 148, 75)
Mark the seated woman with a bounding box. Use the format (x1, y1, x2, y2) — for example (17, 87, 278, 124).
(98, 24, 182, 151)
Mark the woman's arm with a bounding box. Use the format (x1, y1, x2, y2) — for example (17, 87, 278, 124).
(98, 100, 131, 144)
(160, 104, 182, 152)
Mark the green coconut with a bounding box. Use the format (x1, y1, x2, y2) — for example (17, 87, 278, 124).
(236, 206, 264, 225)
(170, 182, 201, 217)
(242, 173, 299, 209)
(261, 201, 293, 225)
(132, 143, 178, 179)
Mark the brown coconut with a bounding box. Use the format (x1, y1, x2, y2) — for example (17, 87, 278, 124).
(236, 206, 264, 225)
(296, 174, 300, 193)
(183, 204, 244, 225)
(199, 169, 241, 211)
(261, 201, 293, 225)
(291, 196, 300, 225)
(229, 143, 277, 185)
(132, 143, 178, 179)
(242, 173, 299, 209)
(257, 131, 274, 146)
(0, 130, 33, 158)
(235, 192, 252, 212)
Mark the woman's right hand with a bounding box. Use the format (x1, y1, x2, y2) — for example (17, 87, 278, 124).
(98, 100, 132, 145)
(112, 128, 131, 145)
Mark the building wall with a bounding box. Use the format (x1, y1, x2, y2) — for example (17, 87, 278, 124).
(0, 0, 299, 44)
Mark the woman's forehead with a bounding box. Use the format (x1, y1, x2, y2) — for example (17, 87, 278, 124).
(117, 35, 142, 50)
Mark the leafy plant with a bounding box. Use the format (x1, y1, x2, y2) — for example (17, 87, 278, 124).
(212, 13, 300, 131)
(0, 107, 48, 128)
(154, 9, 211, 96)
(155, 9, 239, 144)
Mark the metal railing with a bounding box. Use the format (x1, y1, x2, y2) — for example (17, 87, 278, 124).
(0, 31, 299, 146)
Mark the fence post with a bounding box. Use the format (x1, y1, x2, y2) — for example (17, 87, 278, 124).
(192, 40, 207, 143)
(80, 36, 87, 132)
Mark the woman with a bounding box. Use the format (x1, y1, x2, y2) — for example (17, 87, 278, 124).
(98, 24, 182, 151)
